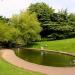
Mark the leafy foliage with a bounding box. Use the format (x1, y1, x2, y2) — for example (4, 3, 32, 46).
(0, 11, 41, 47)
(10, 11, 41, 46)
(1, 2, 75, 47)
(28, 2, 54, 22)
(0, 21, 20, 47)
(28, 3, 75, 40)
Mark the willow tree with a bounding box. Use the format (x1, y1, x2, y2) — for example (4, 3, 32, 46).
(10, 11, 41, 46)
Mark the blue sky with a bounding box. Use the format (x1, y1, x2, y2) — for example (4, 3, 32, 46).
(0, 0, 75, 17)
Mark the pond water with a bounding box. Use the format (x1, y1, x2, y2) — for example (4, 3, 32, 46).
(14, 48, 75, 67)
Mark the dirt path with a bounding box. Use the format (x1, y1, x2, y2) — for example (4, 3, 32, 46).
(1, 49, 75, 75)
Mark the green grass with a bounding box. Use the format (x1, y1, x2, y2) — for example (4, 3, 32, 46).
(0, 58, 43, 75)
(31, 38, 75, 53)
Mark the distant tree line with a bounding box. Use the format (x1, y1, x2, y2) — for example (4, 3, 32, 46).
(28, 2, 75, 40)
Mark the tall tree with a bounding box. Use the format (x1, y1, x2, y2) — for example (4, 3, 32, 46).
(10, 11, 41, 46)
(28, 2, 54, 23)
(28, 3, 54, 38)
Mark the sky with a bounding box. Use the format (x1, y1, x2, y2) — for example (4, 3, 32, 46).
(0, 0, 75, 18)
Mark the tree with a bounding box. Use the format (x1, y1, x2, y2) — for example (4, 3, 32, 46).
(0, 21, 20, 47)
(28, 3, 54, 38)
(0, 16, 9, 22)
(58, 9, 69, 22)
(28, 2, 54, 23)
(10, 11, 41, 46)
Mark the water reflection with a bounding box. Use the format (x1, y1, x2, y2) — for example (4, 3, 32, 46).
(14, 49, 75, 67)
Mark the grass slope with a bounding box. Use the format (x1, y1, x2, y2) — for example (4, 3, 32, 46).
(0, 58, 42, 75)
(31, 38, 75, 53)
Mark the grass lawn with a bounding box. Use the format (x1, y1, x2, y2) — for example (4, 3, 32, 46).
(0, 58, 43, 75)
(31, 38, 75, 53)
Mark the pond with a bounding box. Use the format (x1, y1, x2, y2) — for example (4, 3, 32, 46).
(14, 48, 75, 67)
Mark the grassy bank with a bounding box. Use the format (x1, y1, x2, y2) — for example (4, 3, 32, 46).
(0, 58, 42, 75)
(31, 38, 75, 53)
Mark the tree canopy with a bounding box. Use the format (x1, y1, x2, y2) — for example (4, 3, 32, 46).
(0, 11, 41, 47)
(28, 3, 75, 40)
(28, 2, 54, 22)
(9, 11, 41, 46)
(0, 2, 75, 48)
